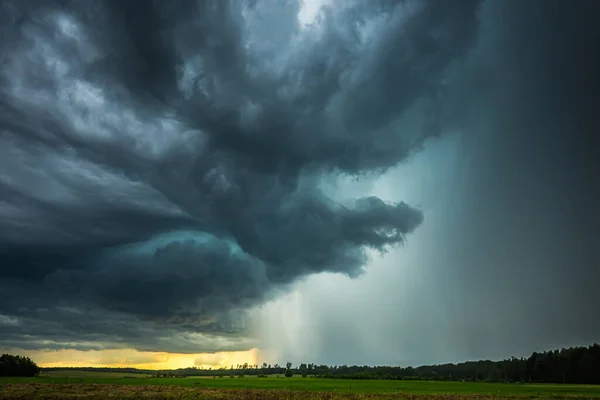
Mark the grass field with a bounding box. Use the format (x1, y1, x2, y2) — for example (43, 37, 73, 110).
(2, 373, 600, 399)
(40, 370, 152, 378)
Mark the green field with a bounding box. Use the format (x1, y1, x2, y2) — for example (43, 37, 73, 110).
(2, 373, 600, 399)
(40, 370, 152, 378)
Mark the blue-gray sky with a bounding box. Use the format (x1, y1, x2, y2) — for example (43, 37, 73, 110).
(1, 0, 599, 367)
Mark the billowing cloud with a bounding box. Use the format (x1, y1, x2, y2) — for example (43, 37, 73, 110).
(0, 0, 481, 353)
(253, 0, 600, 366)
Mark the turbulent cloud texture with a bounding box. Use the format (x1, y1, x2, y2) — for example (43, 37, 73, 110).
(254, 0, 600, 366)
(0, 0, 482, 352)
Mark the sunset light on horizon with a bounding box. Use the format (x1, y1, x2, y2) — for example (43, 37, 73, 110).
(0, 348, 262, 370)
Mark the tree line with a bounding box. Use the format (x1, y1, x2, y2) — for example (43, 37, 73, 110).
(312, 343, 600, 383)
(168, 344, 600, 383)
(32, 343, 600, 384)
(0, 354, 40, 377)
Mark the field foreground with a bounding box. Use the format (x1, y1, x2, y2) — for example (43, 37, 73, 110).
(2, 374, 600, 399)
(5, 375, 600, 397)
(1, 383, 598, 400)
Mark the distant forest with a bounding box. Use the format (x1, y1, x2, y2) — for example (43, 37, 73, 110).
(43, 344, 600, 384)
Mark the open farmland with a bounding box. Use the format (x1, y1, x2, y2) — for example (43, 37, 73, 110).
(40, 369, 152, 378)
(2, 374, 600, 399)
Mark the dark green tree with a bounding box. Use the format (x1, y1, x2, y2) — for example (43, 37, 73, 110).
(0, 354, 40, 377)
(285, 361, 293, 378)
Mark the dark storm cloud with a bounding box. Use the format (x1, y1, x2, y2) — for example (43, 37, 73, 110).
(0, 0, 481, 352)
(253, 0, 600, 367)
(426, 0, 600, 360)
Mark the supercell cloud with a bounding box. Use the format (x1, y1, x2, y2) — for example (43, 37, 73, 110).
(0, 0, 481, 353)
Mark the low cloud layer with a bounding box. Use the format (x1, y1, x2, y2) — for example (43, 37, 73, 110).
(0, 0, 481, 353)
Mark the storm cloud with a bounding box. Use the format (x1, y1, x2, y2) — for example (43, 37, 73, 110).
(254, 0, 600, 366)
(0, 0, 481, 353)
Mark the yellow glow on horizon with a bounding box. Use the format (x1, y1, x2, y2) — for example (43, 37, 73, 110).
(1, 348, 261, 370)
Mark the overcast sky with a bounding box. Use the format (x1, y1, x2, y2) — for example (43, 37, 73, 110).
(1, 0, 599, 368)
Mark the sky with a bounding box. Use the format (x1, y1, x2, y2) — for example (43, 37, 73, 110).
(0, 0, 599, 369)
